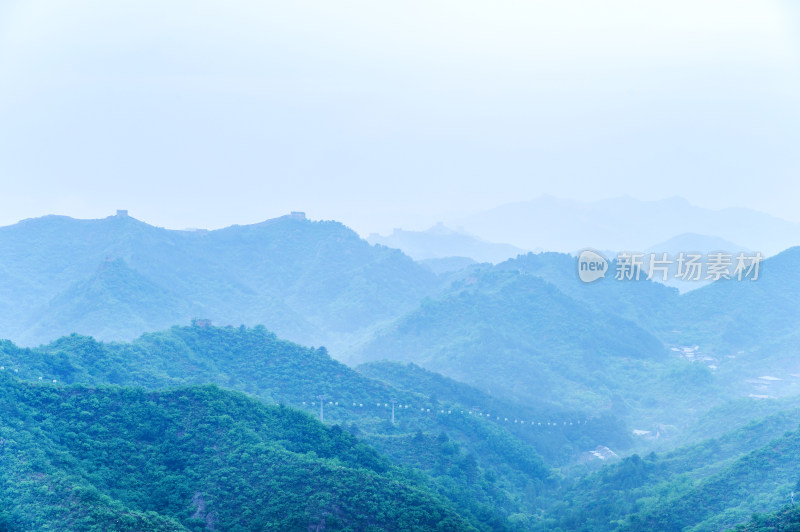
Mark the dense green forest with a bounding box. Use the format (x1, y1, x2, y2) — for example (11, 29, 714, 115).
(4, 325, 800, 530)
(733, 504, 800, 531)
(0, 325, 591, 529)
(532, 411, 800, 530)
(0, 374, 473, 530)
(358, 360, 631, 464)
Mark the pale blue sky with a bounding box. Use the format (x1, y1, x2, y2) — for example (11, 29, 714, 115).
(1, 1, 798, 235)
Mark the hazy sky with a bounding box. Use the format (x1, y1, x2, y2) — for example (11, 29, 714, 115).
(1, 0, 799, 235)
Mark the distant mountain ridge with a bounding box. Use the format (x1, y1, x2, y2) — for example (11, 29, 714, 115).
(0, 211, 439, 347)
(640, 232, 751, 292)
(451, 195, 799, 256)
(368, 223, 528, 263)
(645, 232, 749, 255)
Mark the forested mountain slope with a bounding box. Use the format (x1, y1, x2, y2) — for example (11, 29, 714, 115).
(1, 325, 632, 529)
(356, 270, 667, 412)
(0, 213, 438, 347)
(0, 375, 473, 531)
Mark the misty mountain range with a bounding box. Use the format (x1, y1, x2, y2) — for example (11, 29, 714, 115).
(3, 205, 800, 530)
(362, 197, 792, 286)
(367, 222, 530, 264)
(2, 208, 799, 420)
(447, 195, 799, 257)
(0, 211, 438, 347)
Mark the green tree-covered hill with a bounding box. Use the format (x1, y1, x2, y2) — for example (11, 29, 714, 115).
(0, 374, 473, 531)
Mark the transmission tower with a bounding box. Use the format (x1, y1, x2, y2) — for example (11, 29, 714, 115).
(317, 394, 327, 422)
